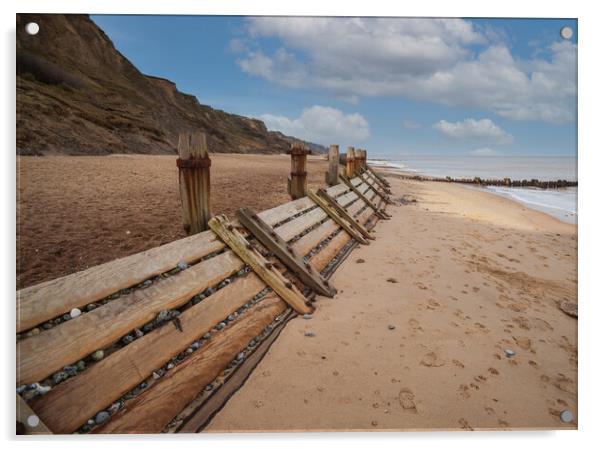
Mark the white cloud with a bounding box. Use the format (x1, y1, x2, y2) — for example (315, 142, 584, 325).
(470, 148, 501, 156)
(235, 18, 576, 124)
(260, 105, 370, 144)
(433, 118, 513, 144)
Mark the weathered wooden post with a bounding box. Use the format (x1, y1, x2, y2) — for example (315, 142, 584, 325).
(354, 149, 363, 173)
(325, 144, 340, 186)
(346, 146, 355, 178)
(287, 142, 309, 200)
(177, 131, 211, 234)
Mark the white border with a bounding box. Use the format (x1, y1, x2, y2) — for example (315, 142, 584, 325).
(3, 1, 601, 448)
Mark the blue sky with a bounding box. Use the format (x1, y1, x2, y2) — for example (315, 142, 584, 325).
(91, 15, 577, 158)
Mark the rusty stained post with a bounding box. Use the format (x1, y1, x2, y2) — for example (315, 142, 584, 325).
(177, 131, 211, 234)
(346, 146, 355, 178)
(362, 149, 368, 169)
(325, 144, 340, 186)
(287, 142, 309, 200)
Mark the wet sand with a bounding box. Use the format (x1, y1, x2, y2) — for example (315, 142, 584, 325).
(16, 154, 328, 289)
(205, 177, 577, 432)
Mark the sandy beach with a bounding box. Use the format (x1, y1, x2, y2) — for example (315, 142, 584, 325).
(16, 154, 328, 289)
(205, 175, 578, 432)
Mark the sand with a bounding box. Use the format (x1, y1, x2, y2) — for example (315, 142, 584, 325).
(205, 176, 577, 432)
(16, 154, 328, 289)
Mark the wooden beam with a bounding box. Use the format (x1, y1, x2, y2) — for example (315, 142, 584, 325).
(17, 251, 244, 385)
(360, 172, 392, 204)
(17, 394, 52, 435)
(16, 230, 224, 333)
(307, 190, 368, 245)
(177, 132, 211, 234)
(325, 144, 339, 186)
(345, 147, 355, 178)
(30, 273, 266, 434)
(339, 175, 390, 220)
(362, 167, 391, 193)
(208, 215, 312, 315)
(95, 294, 287, 433)
(367, 166, 390, 187)
(287, 143, 309, 200)
(236, 208, 336, 297)
(316, 188, 375, 240)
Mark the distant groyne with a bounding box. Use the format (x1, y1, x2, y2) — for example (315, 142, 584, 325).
(388, 173, 577, 189)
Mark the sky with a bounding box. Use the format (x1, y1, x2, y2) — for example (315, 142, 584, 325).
(91, 15, 577, 158)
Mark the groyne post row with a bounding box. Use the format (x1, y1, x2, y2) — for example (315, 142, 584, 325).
(325, 144, 340, 186)
(16, 154, 391, 434)
(395, 174, 577, 189)
(287, 143, 310, 200)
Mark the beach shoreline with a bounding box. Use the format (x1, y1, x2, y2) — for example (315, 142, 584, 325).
(205, 175, 577, 432)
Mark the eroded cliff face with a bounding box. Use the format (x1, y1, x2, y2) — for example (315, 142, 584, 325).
(16, 14, 325, 156)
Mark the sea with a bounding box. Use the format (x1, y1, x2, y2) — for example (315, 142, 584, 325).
(368, 155, 577, 224)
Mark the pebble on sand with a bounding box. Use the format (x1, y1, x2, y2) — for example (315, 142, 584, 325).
(560, 410, 574, 423)
(303, 313, 313, 320)
(304, 331, 315, 337)
(95, 411, 110, 425)
(91, 350, 104, 362)
(388, 324, 396, 330)
(386, 278, 399, 283)
(504, 348, 516, 358)
(356, 258, 365, 264)
(70, 308, 82, 318)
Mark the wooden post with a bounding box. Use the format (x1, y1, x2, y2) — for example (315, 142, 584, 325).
(287, 143, 309, 200)
(346, 146, 355, 178)
(325, 144, 340, 186)
(177, 131, 211, 234)
(362, 149, 368, 169)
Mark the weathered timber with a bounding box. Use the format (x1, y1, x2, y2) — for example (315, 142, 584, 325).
(176, 309, 293, 433)
(30, 273, 266, 434)
(257, 196, 315, 227)
(346, 147, 356, 178)
(95, 294, 287, 433)
(17, 251, 244, 385)
(339, 175, 390, 220)
(287, 143, 309, 200)
(367, 166, 391, 187)
(307, 190, 368, 245)
(362, 167, 391, 193)
(178, 132, 211, 234)
(315, 188, 374, 240)
(236, 208, 336, 297)
(16, 230, 224, 333)
(208, 215, 311, 315)
(325, 144, 340, 186)
(359, 171, 392, 204)
(17, 394, 51, 435)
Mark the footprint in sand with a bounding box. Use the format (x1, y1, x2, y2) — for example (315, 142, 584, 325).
(512, 336, 533, 351)
(408, 318, 423, 332)
(488, 367, 499, 375)
(398, 388, 417, 413)
(420, 351, 445, 367)
(425, 299, 440, 310)
(553, 374, 576, 394)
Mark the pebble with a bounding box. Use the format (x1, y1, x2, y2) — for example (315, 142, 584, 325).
(504, 348, 516, 358)
(386, 278, 399, 283)
(388, 324, 396, 330)
(177, 261, 189, 270)
(143, 323, 154, 333)
(62, 313, 72, 321)
(227, 314, 236, 322)
(203, 332, 212, 340)
(303, 313, 313, 320)
(156, 310, 171, 323)
(108, 402, 121, 414)
(204, 384, 213, 392)
(42, 322, 53, 330)
(122, 335, 134, 345)
(52, 370, 69, 384)
(91, 350, 105, 362)
(64, 365, 78, 376)
(143, 279, 153, 287)
(85, 303, 98, 312)
(236, 352, 245, 361)
(87, 419, 95, 426)
(26, 327, 40, 337)
(134, 328, 144, 338)
(217, 322, 226, 330)
(560, 410, 573, 423)
(304, 331, 316, 337)
(191, 341, 201, 350)
(95, 411, 110, 425)
(76, 360, 86, 371)
(356, 258, 365, 264)
(186, 348, 194, 354)
(167, 363, 175, 370)
(70, 308, 82, 318)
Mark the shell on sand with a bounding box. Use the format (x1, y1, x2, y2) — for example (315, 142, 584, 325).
(559, 301, 578, 318)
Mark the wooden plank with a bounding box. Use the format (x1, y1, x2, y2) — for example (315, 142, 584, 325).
(307, 190, 368, 245)
(363, 168, 391, 193)
(367, 166, 390, 187)
(17, 250, 244, 385)
(17, 394, 52, 435)
(30, 273, 266, 434)
(257, 197, 315, 227)
(236, 208, 336, 297)
(176, 308, 293, 433)
(316, 188, 374, 240)
(95, 293, 287, 433)
(209, 215, 311, 315)
(360, 172, 392, 204)
(275, 206, 327, 242)
(17, 230, 224, 333)
(339, 175, 390, 220)
(325, 182, 348, 197)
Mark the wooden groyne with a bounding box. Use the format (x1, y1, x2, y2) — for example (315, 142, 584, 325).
(16, 137, 392, 434)
(390, 173, 577, 189)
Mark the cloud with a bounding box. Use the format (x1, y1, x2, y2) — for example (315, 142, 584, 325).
(433, 118, 513, 144)
(235, 18, 576, 124)
(470, 148, 501, 156)
(260, 105, 370, 144)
